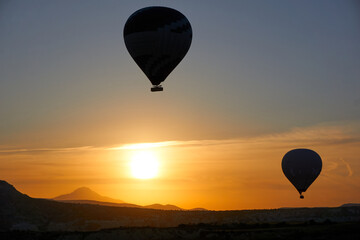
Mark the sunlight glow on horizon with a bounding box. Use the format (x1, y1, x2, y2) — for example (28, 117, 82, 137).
(0, 123, 359, 209)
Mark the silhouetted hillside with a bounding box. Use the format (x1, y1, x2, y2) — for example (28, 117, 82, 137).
(52, 187, 201, 210)
(341, 203, 360, 207)
(144, 204, 182, 210)
(55, 199, 142, 208)
(1, 180, 360, 232)
(53, 187, 124, 203)
(56, 199, 206, 211)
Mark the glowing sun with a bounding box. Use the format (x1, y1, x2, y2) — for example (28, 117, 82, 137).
(130, 151, 159, 179)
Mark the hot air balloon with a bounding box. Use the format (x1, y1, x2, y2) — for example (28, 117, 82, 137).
(123, 6, 192, 92)
(281, 149, 322, 199)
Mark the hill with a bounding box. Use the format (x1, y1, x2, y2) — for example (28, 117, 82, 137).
(144, 204, 183, 210)
(341, 203, 360, 207)
(52, 187, 200, 211)
(53, 187, 124, 203)
(54, 199, 141, 208)
(1, 180, 360, 232)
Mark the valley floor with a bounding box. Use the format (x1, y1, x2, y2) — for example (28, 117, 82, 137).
(1, 221, 359, 240)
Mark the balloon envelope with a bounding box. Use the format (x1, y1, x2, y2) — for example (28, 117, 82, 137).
(282, 149, 322, 198)
(123, 6, 192, 89)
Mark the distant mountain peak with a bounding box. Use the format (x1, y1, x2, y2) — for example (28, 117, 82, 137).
(53, 187, 124, 203)
(71, 187, 95, 194)
(145, 203, 183, 211)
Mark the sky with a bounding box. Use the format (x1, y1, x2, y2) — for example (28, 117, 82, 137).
(0, 0, 359, 210)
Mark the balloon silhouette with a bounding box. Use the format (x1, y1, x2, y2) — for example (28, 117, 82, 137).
(282, 149, 322, 199)
(124, 6, 192, 92)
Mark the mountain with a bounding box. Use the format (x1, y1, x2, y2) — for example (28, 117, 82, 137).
(53, 187, 124, 203)
(144, 204, 183, 210)
(143, 204, 207, 211)
(189, 207, 207, 211)
(56, 199, 142, 208)
(53, 187, 194, 210)
(1, 180, 360, 232)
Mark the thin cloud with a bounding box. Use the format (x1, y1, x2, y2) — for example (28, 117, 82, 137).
(0, 146, 96, 155)
(253, 124, 360, 146)
(1, 122, 359, 154)
(109, 141, 181, 150)
(107, 139, 246, 150)
(324, 161, 339, 173)
(341, 158, 353, 177)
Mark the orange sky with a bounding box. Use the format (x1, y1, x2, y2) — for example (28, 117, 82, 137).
(1, 122, 359, 210)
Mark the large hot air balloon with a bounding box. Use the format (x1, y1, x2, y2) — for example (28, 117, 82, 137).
(281, 149, 322, 199)
(123, 6, 192, 92)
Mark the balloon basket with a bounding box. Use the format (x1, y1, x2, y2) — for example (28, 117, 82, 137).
(151, 86, 163, 92)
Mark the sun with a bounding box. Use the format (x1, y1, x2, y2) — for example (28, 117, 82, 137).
(130, 151, 159, 179)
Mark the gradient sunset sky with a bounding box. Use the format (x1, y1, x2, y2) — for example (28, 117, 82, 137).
(1, 0, 359, 210)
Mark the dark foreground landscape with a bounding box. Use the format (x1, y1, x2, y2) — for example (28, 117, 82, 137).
(1, 180, 359, 239)
(1, 221, 360, 240)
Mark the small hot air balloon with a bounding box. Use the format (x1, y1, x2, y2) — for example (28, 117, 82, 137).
(282, 149, 322, 199)
(123, 6, 192, 92)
